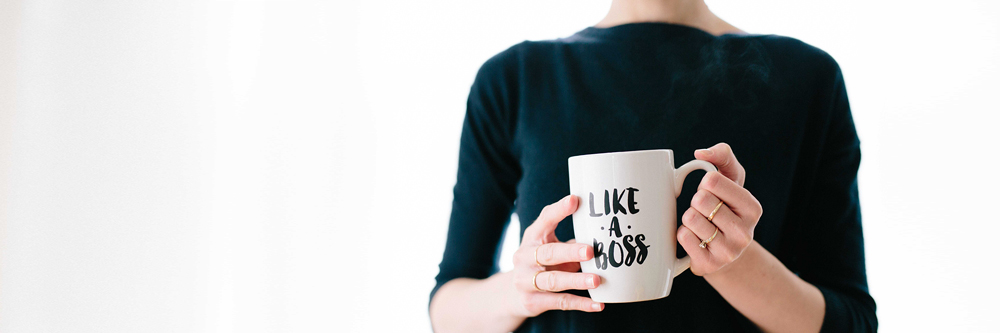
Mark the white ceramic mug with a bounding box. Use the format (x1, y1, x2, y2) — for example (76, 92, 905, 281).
(568, 149, 716, 303)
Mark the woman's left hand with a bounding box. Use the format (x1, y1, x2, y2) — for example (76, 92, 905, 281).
(677, 143, 764, 276)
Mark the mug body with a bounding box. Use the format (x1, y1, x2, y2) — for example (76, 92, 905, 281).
(569, 149, 680, 303)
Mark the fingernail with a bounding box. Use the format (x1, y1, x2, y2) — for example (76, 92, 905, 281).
(697, 149, 713, 156)
(587, 276, 597, 288)
(591, 303, 602, 311)
(579, 247, 588, 260)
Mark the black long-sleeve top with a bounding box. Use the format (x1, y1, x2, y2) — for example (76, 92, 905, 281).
(431, 22, 877, 332)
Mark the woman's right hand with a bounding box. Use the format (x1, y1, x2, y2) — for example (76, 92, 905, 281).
(507, 195, 605, 317)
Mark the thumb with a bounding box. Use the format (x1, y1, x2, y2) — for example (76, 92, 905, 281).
(694, 143, 745, 187)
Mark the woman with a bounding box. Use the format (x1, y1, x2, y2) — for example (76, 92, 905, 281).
(429, 0, 877, 332)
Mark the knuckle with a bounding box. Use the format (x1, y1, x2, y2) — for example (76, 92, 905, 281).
(546, 272, 557, 290)
(692, 190, 709, 207)
(538, 205, 553, 218)
(677, 228, 695, 243)
(541, 246, 555, 263)
(718, 143, 734, 159)
(681, 208, 694, 223)
(702, 172, 721, 189)
(572, 297, 588, 311)
(712, 171, 726, 184)
(680, 219, 696, 231)
(558, 294, 571, 311)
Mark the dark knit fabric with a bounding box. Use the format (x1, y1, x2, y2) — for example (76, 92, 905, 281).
(432, 22, 876, 332)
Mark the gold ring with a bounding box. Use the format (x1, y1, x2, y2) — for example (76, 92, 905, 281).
(708, 201, 724, 222)
(699, 227, 719, 249)
(534, 245, 544, 267)
(532, 270, 547, 292)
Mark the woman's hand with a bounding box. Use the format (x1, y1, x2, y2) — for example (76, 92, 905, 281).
(677, 143, 764, 276)
(507, 195, 605, 317)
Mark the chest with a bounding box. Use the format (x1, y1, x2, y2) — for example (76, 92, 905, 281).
(510, 85, 808, 251)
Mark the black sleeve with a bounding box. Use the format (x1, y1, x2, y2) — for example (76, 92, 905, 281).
(797, 61, 878, 332)
(429, 49, 522, 305)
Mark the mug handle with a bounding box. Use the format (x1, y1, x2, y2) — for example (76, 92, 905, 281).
(670, 159, 718, 278)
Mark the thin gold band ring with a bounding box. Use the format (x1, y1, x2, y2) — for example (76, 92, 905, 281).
(708, 201, 724, 222)
(533, 270, 547, 292)
(699, 227, 719, 249)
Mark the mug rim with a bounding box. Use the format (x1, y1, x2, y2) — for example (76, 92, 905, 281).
(568, 149, 673, 162)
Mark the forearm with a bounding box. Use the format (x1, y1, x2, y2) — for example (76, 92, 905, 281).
(429, 272, 526, 333)
(704, 241, 825, 333)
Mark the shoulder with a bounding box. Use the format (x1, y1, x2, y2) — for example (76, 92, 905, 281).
(467, 43, 528, 108)
(469, 41, 542, 98)
(474, 39, 568, 79)
(708, 33, 847, 106)
(474, 43, 522, 81)
(748, 35, 855, 132)
(469, 39, 569, 101)
(746, 34, 844, 83)
(465, 42, 542, 127)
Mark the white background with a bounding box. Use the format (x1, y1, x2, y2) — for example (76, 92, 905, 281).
(1, 0, 998, 332)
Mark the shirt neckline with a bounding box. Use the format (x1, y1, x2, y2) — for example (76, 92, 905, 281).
(575, 22, 747, 42)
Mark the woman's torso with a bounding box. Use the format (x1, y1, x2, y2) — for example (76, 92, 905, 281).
(503, 23, 840, 332)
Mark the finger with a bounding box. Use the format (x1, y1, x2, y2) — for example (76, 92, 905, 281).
(691, 189, 739, 226)
(534, 271, 601, 292)
(532, 292, 604, 312)
(548, 239, 582, 271)
(531, 242, 592, 267)
(694, 142, 745, 186)
(691, 190, 753, 239)
(681, 206, 723, 241)
(676, 226, 713, 275)
(681, 204, 732, 253)
(698, 172, 762, 221)
(523, 195, 579, 242)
